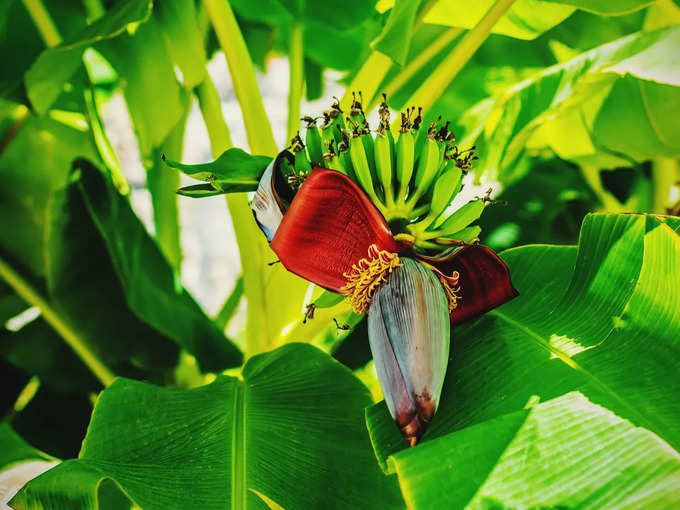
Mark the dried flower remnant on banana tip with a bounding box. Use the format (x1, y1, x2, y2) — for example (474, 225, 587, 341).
(167, 93, 518, 446)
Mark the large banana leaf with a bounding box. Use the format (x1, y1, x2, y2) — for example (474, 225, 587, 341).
(366, 213, 680, 507)
(390, 392, 680, 508)
(422, 0, 652, 41)
(0, 115, 241, 374)
(460, 25, 680, 179)
(371, 0, 651, 69)
(10, 344, 402, 510)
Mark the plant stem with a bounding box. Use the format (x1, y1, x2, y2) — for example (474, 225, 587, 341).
(580, 165, 623, 212)
(374, 27, 462, 109)
(395, 0, 517, 124)
(196, 74, 233, 150)
(651, 157, 677, 214)
(203, 0, 276, 156)
(0, 256, 116, 387)
(287, 23, 304, 141)
(82, 87, 129, 194)
(82, 0, 105, 22)
(195, 73, 274, 356)
(21, 0, 61, 47)
(341, 0, 441, 110)
(214, 276, 244, 330)
(340, 51, 394, 112)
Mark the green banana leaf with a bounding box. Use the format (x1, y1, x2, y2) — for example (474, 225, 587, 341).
(163, 147, 272, 194)
(10, 344, 403, 510)
(0, 423, 57, 507)
(366, 213, 680, 507)
(74, 159, 243, 371)
(424, 0, 652, 40)
(374, 0, 652, 69)
(0, 112, 241, 375)
(25, 0, 152, 114)
(96, 15, 189, 158)
(460, 25, 680, 180)
(390, 392, 680, 508)
(154, 0, 206, 89)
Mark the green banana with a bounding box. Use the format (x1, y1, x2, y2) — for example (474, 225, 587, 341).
(360, 124, 376, 180)
(336, 128, 356, 180)
(322, 139, 344, 173)
(395, 111, 416, 206)
(349, 132, 379, 204)
(408, 127, 441, 207)
(349, 92, 363, 119)
(428, 199, 484, 238)
(290, 133, 311, 174)
(303, 116, 323, 166)
(434, 225, 481, 245)
(374, 131, 395, 207)
(412, 162, 462, 230)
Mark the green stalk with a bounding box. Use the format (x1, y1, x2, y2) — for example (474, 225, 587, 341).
(287, 23, 304, 141)
(651, 157, 678, 214)
(196, 75, 233, 150)
(203, 0, 276, 156)
(21, 0, 61, 46)
(580, 165, 623, 212)
(82, 87, 129, 194)
(340, 51, 393, 112)
(0, 256, 116, 387)
(374, 27, 462, 109)
(82, 0, 105, 22)
(195, 73, 274, 356)
(214, 276, 244, 330)
(395, 0, 517, 125)
(340, 0, 442, 110)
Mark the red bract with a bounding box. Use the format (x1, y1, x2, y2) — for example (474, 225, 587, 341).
(271, 167, 517, 323)
(418, 245, 518, 325)
(271, 168, 399, 292)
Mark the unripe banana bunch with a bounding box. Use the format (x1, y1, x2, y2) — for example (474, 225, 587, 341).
(280, 93, 484, 254)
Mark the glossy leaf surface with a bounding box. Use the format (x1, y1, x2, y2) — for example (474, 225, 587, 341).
(11, 344, 402, 510)
(390, 392, 680, 508)
(366, 214, 680, 509)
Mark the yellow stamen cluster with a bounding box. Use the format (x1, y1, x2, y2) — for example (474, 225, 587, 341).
(342, 244, 401, 314)
(417, 261, 461, 313)
(438, 270, 461, 313)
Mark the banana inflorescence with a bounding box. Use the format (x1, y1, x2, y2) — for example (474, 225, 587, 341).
(283, 93, 486, 253)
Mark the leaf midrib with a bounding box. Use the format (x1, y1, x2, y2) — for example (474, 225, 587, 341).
(232, 379, 247, 510)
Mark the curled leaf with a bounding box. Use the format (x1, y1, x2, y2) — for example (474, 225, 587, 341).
(164, 147, 271, 193)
